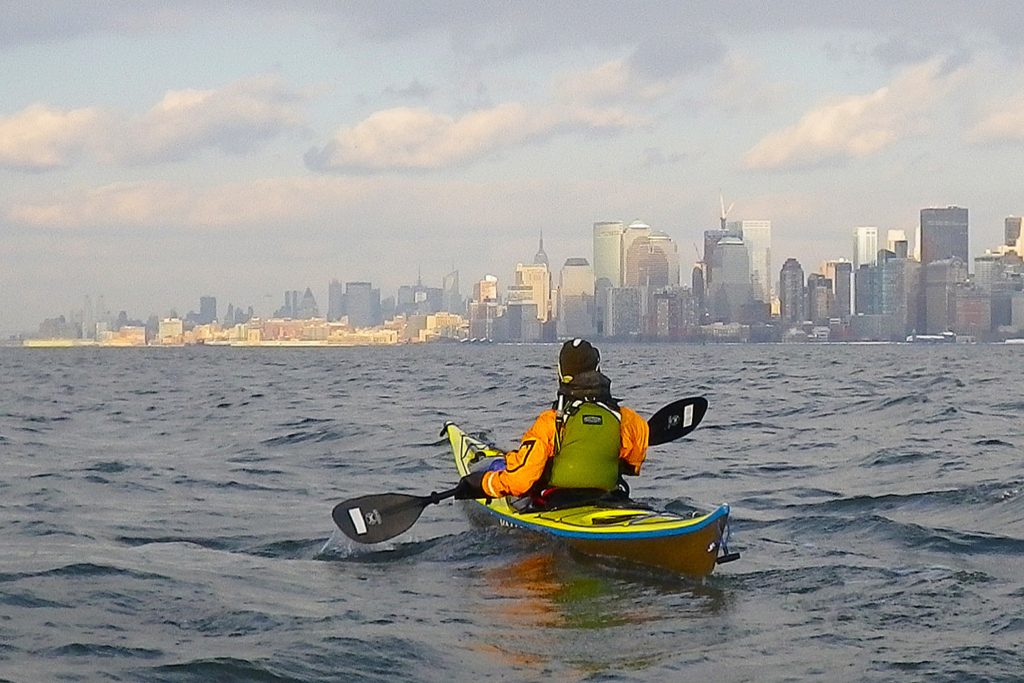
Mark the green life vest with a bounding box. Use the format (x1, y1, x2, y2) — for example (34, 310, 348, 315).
(547, 400, 622, 490)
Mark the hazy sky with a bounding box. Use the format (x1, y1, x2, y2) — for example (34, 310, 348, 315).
(3, 1, 1024, 335)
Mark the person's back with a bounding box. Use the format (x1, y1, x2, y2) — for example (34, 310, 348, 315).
(454, 339, 649, 501)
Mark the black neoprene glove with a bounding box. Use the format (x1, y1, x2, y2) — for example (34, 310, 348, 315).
(453, 471, 487, 499)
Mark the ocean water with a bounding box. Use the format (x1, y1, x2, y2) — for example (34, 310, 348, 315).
(0, 343, 1021, 682)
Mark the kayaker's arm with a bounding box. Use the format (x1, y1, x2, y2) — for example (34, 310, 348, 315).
(618, 406, 650, 476)
(482, 410, 557, 498)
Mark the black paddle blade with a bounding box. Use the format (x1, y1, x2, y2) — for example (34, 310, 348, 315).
(332, 492, 431, 544)
(647, 396, 708, 446)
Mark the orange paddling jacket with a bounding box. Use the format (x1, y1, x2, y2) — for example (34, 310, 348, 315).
(480, 405, 649, 499)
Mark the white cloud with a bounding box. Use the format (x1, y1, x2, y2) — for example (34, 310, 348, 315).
(742, 59, 964, 171)
(0, 76, 305, 172)
(968, 97, 1024, 144)
(0, 104, 105, 170)
(306, 102, 638, 171)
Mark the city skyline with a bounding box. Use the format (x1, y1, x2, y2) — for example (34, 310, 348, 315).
(19, 201, 1024, 342)
(5, 4, 1024, 335)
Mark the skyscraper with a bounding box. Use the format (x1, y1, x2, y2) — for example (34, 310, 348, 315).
(729, 220, 772, 304)
(853, 226, 879, 270)
(1005, 216, 1021, 249)
(920, 207, 969, 266)
(474, 274, 498, 302)
(708, 237, 751, 323)
(806, 274, 834, 325)
(442, 270, 462, 314)
(533, 232, 549, 267)
(199, 296, 217, 324)
(779, 258, 805, 324)
(328, 280, 345, 321)
(593, 221, 625, 290)
(623, 230, 679, 288)
(922, 258, 967, 333)
(886, 229, 908, 253)
(513, 261, 551, 322)
(593, 221, 625, 334)
(821, 259, 853, 319)
(344, 282, 380, 328)
(557, 258, 595, 338)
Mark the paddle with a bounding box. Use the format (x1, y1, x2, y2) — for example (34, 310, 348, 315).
(332, 395, 708, 544)
(648, 395, 708, 446)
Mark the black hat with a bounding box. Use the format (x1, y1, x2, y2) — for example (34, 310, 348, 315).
(558, 338, 600, 382)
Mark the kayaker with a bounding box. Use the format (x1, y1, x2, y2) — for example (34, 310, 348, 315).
(454, 338, 649, 505)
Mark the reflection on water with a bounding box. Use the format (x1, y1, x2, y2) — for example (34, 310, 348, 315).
(473, 547, 732, 678)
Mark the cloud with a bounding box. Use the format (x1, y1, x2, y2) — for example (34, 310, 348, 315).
(306, 102, 638, 172)
(6, 181, 190, 227)
(0, 104, 105, 170)
(710, 54, 790, 112)
(115, 75, 307, 164)
(5, 176, 413, 231)
(555, 59, 673, 105)
(968, 97, 1024, 144)
(0, 76, 306, 171)
(742, 59, 964, 171)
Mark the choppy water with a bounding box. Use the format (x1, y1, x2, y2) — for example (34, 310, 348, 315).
(1, 344, 1022, 682)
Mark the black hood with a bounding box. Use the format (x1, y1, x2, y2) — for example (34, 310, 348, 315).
(555, 369, 617, 405)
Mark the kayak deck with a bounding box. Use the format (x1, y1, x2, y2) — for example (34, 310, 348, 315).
(441, 421, 735, 577)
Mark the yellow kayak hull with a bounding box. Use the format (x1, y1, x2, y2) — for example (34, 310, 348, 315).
(442, 421, 732, 577)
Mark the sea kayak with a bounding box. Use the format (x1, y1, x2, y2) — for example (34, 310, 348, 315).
(441, 421, 737, 577)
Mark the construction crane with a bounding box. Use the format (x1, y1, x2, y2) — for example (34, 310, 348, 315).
(719, 192, 734, 231)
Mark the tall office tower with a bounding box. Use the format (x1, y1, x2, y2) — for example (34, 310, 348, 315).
(702, 226, 739, 290)
(81, 295, 95, 340)
(593, 221, 625, 334)
(854, 259, 884, 315)
(821, 259, 853, 319)
(923, 258, 967, 333)
(297, 288, 319, 319)
(276, 290, 298, 318)
(779, 258, 805, 324)
(973, 253, 1004, 291)
(920, 206, 969, 265)
(623, 230, 679, 289)
(95, 295, 108, 326)
(605, 287, 643, 337)
(199, 296, 217, 324)
(853, 226, 879, 269)
(621, 219, 651, 257)
(345, 282, 380, 328)
(708, 237, 751, 323)
(886, 229, 908, 253)
(691, 266, 707, 323)
(649, 288, 696, 339)
(442, 270, 462, 314)
(514, 261, 551, 322)
(1006, 216, 1022, 249)
(806, 274, 834, 325)
(533, 232, 549, 266)
(593, 221, 625, 289)
(474, 274, 498, 303)
(558, 258, 595, 338)
(648, 231, 681, 287)
(880, 251, 920, 339)
(728, 220, 772, 304)
(328, 279, 345, 320)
